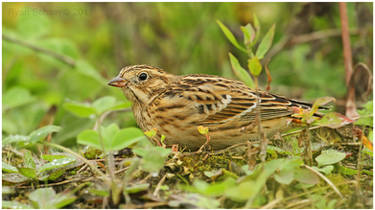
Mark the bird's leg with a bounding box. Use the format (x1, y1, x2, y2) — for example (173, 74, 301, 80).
(197, 133, 211, 153)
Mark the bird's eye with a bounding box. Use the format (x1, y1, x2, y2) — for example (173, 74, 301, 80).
(138, 72, 148, 81)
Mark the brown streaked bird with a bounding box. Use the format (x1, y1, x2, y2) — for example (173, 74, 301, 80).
(108, 65, 319, 150)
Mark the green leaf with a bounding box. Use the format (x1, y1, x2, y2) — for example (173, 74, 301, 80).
(355, 100, 373, 126)
(253, 14, 261, 43)
(125, 183, 150, 194)
(294, 168, 320, 185)
(75, 60, 105, 84)
(77, 130, 101, 150)
(38, 157, 76, 173)
(41, 154, 68, 162)
(133, 146, 171, 173)
(18, 168, 37, 179)
(248, 56, 262, 76)
(28, 187, 76, 209)
(240, 24, 255, 48)
(3, 87, 35, 111)
(29, 125, 61, 143)
(2, 162, 18, 173)
(228, 53, 254, 88)
(100, 123, 120, 146)
(24, 150, 36, 169)
(2, 201, 32, 209)
(312, 165, 334, 175)
(255, 24, 275, 59)
(92, 96, 117, 115)
(3, 135, 30, 146)
(315, 149, 346, 166)
(63, 102, 97, 118)
(216, 20, 247, 53)
(182, 178, 236, 197)
(16, 7, 51, 39)
(45, 169, 67, 181)
(111, 127, 145, 151)
(274, 169, 294, 185)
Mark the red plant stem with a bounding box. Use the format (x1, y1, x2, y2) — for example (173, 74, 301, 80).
(339, 2, 358, 119)
(339, 2, 353, 86)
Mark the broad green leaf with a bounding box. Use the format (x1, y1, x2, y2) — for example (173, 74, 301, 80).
(315, 112, 353, 129)
(2, 173, 29, 183)
(75, 60, 105, 84)
(312, 165, 334, 175)
(77, 130, 101, 150)
(100, 123, 120, 146)
(18, 168, 37, 179)
(2, 201, 32, 209)
(294, 168, 320, 185)
(29, 125, 61, 143)
(106, 101, 132, 112)
(355, 100, 373, 126)
(225, 180, 256, 201)
(133, 146, 171, 173)
(29, 187, 76, 209)
(2, 162, 18, 173)
(3, 87, 35, 111)
(92, 96, 116, 114)
(217, 20, 247, 53)
(16, 7, 51, 39)
(227, 158, 296, 202)
(248, 56, 262, 76)
(63, 102, 97, 118)
(240, 24, 255, 48)
(315, 149, 346, 166)
(111, 127, 145, 151)
(274, 169, 294, 185)
(38, 157, 76, 173)
(39, 38, 79, 59)
(182, 178, 236, 197)
(255, 24, 275, 59)
(3, 135, 29, 146)
(228, 53, 254, 88)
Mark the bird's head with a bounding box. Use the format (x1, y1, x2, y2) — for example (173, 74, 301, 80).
(108, 65, 174, 104)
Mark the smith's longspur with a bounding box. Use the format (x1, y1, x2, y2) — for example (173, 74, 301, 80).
(109, 65, 319, 150)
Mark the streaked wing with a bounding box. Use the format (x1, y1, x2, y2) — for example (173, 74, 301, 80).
(171, 75, 310, 125)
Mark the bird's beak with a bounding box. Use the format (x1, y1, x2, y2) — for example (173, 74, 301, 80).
(108, 77, 127, 87)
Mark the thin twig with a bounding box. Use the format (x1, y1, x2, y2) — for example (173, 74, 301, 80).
(3, 34, 76, 67)
(260, 197, 282, 209)
(153, 174, 167, 198)
(304, 164, 344, 199)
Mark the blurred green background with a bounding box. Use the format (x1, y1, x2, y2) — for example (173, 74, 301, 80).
(3, 2, 373, 146)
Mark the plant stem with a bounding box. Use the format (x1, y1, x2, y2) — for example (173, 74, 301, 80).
(3, 34, 76, 67)
(254, 77, 267, 162)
